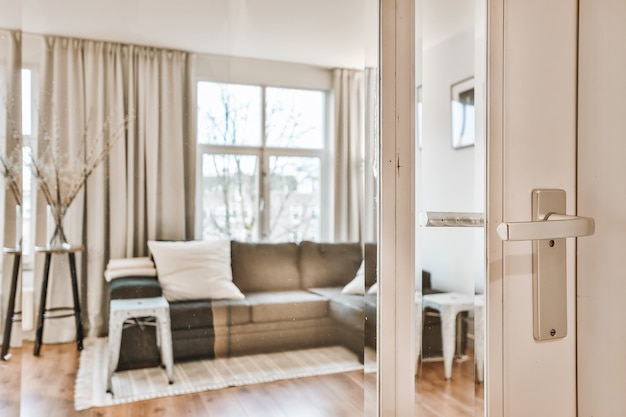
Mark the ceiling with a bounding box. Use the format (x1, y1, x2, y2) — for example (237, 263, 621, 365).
(1, 0, 378, 69)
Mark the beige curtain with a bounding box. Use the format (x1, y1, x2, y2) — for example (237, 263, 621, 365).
(363, 67, 379, 244)
(0, 29, 22, 348)
(33, 36, 194, 341)
(333, 68, 364, 242)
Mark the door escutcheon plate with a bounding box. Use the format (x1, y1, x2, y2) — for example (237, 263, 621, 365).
(533, 189, 567, 341)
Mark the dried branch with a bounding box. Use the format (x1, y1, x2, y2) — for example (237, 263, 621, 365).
(0, 148, 22, 206)
(27, 112, 134, 223)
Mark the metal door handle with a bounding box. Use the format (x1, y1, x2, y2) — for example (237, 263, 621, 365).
(496, 213, 595, 241)
(497, 189, 595, 341)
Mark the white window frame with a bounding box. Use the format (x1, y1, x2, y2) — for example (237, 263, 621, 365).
(195, 79, 333, 242)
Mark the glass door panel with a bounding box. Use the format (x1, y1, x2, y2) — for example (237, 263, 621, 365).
(415, 0, 487, 415)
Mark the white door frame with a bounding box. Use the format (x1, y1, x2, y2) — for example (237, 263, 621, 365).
(486, 0, 504, 415)
(379, 0, 579, 415)
(379, 0, 417, 415)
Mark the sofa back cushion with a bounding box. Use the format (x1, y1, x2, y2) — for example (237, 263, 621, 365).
(299, 241, 362, 289)
(231, 241, 301, 292)
(364, 242, 377, 288)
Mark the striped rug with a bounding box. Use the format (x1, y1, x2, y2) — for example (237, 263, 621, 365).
(74, 337, 365, 410)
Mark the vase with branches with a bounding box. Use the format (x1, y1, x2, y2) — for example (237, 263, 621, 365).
(28, 113, 132, 247)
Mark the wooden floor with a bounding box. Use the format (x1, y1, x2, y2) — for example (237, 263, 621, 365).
(1, 342, 483, 417)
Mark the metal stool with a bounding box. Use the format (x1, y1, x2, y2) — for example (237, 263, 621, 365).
(107, 296, 174, 394)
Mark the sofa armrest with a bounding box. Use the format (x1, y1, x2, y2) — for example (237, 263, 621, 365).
(109, 276, 162, 300)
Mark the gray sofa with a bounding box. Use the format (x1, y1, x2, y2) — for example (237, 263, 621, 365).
(109, 240, 377, 370)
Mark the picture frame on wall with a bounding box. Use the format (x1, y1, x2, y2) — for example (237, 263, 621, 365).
(450, 77, 475, 149)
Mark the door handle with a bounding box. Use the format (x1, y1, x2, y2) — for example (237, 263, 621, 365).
(496, 213, 595, 241)
(497, 189, 595, 341)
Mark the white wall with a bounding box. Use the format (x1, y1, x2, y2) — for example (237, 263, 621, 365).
(195, 54, 332, 90)
(0, 0, 20, 30)
(420, 27, 477, 294)
(15, 0, 370, 70)
(578, 1, 626, 414)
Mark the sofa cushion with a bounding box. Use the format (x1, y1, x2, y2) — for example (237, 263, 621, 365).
(364, 242, 377, 288)
(245, 291, 328, 323)
(231, 241, 301, 292)
(169, 300, 216, 330)
(299, 241, 362, 289)
(211, 299, 252, 326)
(171, 328, 216, 361)
(341, 260, 365, 295)
(364, 293, 377, 348)
(148, 239, 245, 301)
(212, 317, 338, 357)
(109, 277, 162, 299)
(308, 287, 364, 332)
(364, 293, 377, 327)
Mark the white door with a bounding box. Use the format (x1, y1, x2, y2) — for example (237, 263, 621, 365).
(487, 0, 580, 416)
(577, 1, 626, 415)
(381, 0, 617, 415)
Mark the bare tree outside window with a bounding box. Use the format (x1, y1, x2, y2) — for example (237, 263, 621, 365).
(268, 156, 320, 242)
(197, 82, 326, 242)
(202, 154, 258, 241)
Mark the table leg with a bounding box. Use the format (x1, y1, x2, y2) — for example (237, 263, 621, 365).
(414, 294, 422, 375)
(68, 253, 84, 351)
(440, 307, 457, 380)
(475, 303, 485, 383)
(1, 254, 21, 360)
(107, 312, 123, 394)
(34, 253, 52, 356)
(158, 312, 174, 384)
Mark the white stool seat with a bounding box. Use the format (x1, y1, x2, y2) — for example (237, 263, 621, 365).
(107, 296, 174, 394)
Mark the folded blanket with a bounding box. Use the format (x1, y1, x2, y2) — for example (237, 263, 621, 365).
(104, 257, 157, 282)
(107, 257, 154, 271)
(104, 267, 157, 282)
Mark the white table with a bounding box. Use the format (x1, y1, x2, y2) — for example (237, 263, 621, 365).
(414, 291, 422, 375)
(421, 292, 478, 381)
(107, 296, 174, 394)
(474, 293, 485, 383)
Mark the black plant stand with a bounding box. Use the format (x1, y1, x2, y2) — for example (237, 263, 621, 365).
(33, 244, 84, 356)
(1, 247, 21, 360)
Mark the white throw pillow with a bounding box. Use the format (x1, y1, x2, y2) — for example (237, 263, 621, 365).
(366, 282, 378, 295)
(342, 260, 365, 295)
(147, 239, 244, 301)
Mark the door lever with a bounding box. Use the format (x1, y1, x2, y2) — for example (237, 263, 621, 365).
(496, 213, 595, 241)
(497, 189, 595, 341)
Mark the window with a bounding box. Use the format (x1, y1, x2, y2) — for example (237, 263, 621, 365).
(196, 81, 329, 242)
